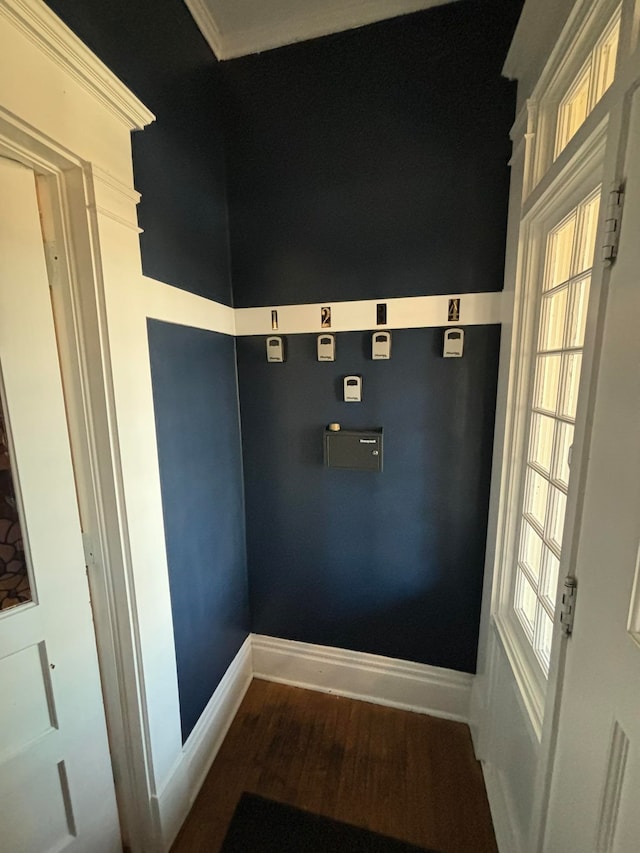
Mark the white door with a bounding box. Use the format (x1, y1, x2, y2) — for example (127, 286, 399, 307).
(0, 159, 120, 852)
(542, 88, 640, 851)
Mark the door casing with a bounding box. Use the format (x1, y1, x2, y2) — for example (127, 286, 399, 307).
(0, 121, 154, 851)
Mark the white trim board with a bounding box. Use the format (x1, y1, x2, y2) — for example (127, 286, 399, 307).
(143, 276, 235, 337)
(133, 286, 506, 340)
(235, 291, 505, 336)
(151, 634, 475, 846)
(152, 636, 253, 851)
(219, 0, 461, 60)
(0, 0, 154, 130)
(251, 634, 473, 723)
(186, 0, 462, 61)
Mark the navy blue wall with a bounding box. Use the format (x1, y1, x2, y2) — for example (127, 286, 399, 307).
(237, 328, 500, 672)
(148, 322, 249, 740)
(222, 0, 519, 307)
(45, 0, 232, 304)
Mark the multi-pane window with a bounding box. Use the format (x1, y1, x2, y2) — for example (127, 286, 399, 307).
(555, 7, 621, 158)
(513, 189, 601, 674)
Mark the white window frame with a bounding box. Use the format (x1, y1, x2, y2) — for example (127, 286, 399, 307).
(525, 0, 624, 198)
(490, 0, 633, 741)
(494, 124, 611, 737)
(554, 10, 621, 158)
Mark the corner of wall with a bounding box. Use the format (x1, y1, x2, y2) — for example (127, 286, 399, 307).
(152, 636, 253, 851)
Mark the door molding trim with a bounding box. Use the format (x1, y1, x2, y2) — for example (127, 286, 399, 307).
(0, 135, 156, 851)
(41, 164, 156, 852)
(0, 3, 159, 848)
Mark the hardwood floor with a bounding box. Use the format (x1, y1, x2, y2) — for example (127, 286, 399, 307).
(171, 679, 497, 853)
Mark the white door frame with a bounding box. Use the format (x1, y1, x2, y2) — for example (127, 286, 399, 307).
(0, 2, 158, 848)
(0, 122, 155, 850)
(472, 1, 640, 850)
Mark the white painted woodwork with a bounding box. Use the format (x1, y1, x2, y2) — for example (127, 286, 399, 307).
(252, 634, 473, 723)
(0, 4, 180, 848)
(185, 0, 459, 60)
(154, 637, 253, 849)
(0, 158, 120, 852)
(235, 291, 506, 336)
(542, 79, 640, 853)
(473, 2, 640, 852)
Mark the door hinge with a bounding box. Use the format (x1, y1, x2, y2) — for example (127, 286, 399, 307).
(601, 187, 624, 265)
(560, 575, 577, 637)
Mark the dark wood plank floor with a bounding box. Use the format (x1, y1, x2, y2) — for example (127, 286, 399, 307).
(171, 679, 497, 853)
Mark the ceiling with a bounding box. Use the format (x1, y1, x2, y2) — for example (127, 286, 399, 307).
(184, 0, 459, 60)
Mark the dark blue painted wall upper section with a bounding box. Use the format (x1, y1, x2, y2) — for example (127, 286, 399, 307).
(148, 321, 249, 741)
(44, 0, 232, 304)
(222, 1, 520, 307)
(237, 327, 500, 672)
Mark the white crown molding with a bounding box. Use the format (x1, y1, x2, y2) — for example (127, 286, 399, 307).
(0, 0, 155, 130)
(184, 0, 224, 59)
(186, 0, 460, 61)
(252, 634, 473, 722)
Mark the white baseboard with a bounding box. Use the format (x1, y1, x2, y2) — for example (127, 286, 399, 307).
(152, 636, 253, 851)
(150, 634, 475, 850)
(482, 761, 526, 853)
(251, 634, 473, 722)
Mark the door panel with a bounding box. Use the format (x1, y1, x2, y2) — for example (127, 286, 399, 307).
(0, 158, 120, 852)
(543, 85, 640, 853)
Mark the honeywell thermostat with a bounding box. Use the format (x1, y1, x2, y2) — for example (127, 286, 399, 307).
(343, 375, 362, 402)
(317, 334, 336, 361)
(372, 331, 391, 360)
(266, 335, 285, 362)
(443, 328, 464, 358)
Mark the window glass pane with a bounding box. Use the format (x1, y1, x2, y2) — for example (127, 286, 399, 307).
(524, 467, 549, 531)
(534, 355, 561, 414)
(566, 276, 591, 347)
(559, 353, 583, 420)
(0, 399, 32, 612)
(512, 179, 602, 679)
(520, 519, 543, 584)
(540, 546, 561, 609)
(553, 7, 621, 162)
(555, 63, 591, 157)
(539, 287, 568, 352)
(574, 194, 600, 275)
(593, 14, 620, 103)
(515, 569, 537, 640)
(544, 215, 576, 290)
(546, 487, 567, 552)
(529, 414, 555, 473)
(552, 421, 574, 489)
(534, 607, 554, 673)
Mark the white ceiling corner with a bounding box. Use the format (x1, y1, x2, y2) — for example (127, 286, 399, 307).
(185, 0, 460, 61)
